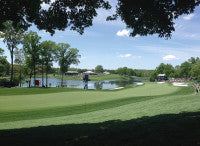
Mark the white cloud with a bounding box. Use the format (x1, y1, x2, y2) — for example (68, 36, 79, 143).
(118, 54, 142, 60)
(118, 54, 132, 58)
(163, 55, 179, 61)
(183, 14, 195, 20)
(116, 29, 130, 37)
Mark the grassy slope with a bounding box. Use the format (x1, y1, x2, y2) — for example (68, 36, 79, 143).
(0, 83, 178, 111)
(0, 83, 200, 145)
(0, 83, 198, 129)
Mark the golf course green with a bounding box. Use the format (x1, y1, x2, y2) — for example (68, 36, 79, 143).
(0, 82, 200, 145)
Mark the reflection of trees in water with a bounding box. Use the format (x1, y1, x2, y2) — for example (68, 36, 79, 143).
(94, 81, 103, 90)
(109, 79, 134, 87)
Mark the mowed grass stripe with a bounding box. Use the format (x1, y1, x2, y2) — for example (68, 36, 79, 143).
(0, 87, 193, 123)
(0, 87, 83, 96)
(0, 83, 181, 111)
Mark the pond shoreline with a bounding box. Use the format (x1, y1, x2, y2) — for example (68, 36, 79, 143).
(21, 77, 144, 90)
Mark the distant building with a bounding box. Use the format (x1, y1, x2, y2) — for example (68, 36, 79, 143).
(157, 74, 168, 81)
(103, 71, 110, 75)
(65, 71, 78, 76)
(83, 71, 97, 75)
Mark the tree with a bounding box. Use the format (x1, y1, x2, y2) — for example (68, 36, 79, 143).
(0, 49, 10, 77)
(156, 63, 165, 74)
(23, 31, 41, 87)
(116, 67, 135, 77)
(116, 67, 127, 76)
(55, 43, 80, 87)
(0, 48, 4, 56)
(150, 70, 158, 80)
(174, 65, 181, 78)
(0, 56, 10, 77)
(108, 0, 200, 38)
(24, 57, 33, 88)
(0, 21, 24, 86)
(126, 68, 135, 77)
(14, 48, 25, 87)
(163, 64, 175, 77)
(0, 0, 111, 35)
(188, 57, 199, 65)
(190, 60, 200, 80)
(179, 61, 192, 78)
(95, 65, 104, 73)
(40, 41, 56, 87)
(1, 1, 199, 38)
(151, 63, 175, 80)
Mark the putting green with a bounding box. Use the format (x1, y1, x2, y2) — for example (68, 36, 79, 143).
(0, 83, 199, 130)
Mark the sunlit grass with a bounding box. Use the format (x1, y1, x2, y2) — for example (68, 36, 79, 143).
(0, 83, 197, 129)
(0, 83, 199, 145)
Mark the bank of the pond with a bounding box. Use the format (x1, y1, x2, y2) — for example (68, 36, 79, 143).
(21, 77, 142, 89)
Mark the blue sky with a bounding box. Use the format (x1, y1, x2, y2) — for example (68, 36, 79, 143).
(1, 1, 200, 70)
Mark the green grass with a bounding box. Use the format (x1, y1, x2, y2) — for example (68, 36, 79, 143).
(0, 87, 83, 96)
(0, 86, 192, 123)
(0, 83, 200, 145)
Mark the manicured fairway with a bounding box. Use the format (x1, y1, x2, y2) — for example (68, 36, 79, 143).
(0, 83, 200, 145)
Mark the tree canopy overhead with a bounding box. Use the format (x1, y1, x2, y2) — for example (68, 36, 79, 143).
(108, 0, 200, 38)
(0, 0, 111, 34)
(1, 0, 200, 38)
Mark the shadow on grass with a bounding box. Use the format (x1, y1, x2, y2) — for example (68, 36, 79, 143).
(0, 111, 200, 146)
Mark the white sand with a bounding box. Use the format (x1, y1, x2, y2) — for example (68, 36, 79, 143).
(172, 82, 188, 87)
(136, 83, 144, 85)
(109, 87, 124, 90)
(157, 82, 165, 84)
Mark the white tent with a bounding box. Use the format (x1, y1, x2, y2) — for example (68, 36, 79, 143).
(83, 71, 97, 75)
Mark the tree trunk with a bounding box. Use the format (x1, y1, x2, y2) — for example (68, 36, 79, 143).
(42, 63, 44, 87)
(61, 72, 63, 87)
(46, 67, 48, 88)
(10, 49, 14, 87)
(34, 64, 36, 87)
(29, 70, 32, 88)
(20, 64, 22, 87)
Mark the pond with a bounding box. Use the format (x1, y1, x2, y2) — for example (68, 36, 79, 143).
(21, 78, 144, 90)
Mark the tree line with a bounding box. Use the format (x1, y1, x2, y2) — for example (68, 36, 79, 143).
(0, 21, 80, 87)
(151, 57, 200, 81)
(68, 65, 153, 78)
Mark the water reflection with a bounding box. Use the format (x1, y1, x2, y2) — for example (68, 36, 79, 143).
(94, 81, 103, 90)
(84, 81, 88, 89)
(22, 78, 143, 90)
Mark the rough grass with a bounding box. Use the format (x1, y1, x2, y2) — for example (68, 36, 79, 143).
(0, 83, 200, 145)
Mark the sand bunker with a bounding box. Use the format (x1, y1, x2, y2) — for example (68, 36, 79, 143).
(157, 82, 165, 84)
(136, 83, 144, 85)
(173, 82, 188, 87)
(109, 87, 124, 90)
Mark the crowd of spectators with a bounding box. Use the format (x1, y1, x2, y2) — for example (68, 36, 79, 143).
(167, 77, 193, 82)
